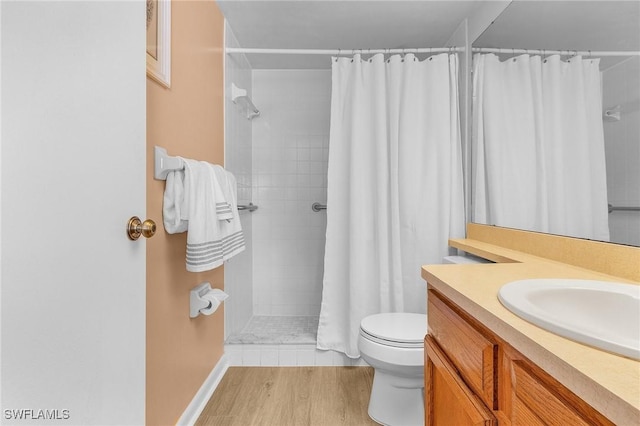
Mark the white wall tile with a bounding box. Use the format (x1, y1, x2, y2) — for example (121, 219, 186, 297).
(314, 349, 337, 366)
(225, 345, 244, 366)
(278, 348, 298, 366)
(260, 349, 279, 366)
(242, 349, 262, 367)
(225, 344, 362, 367)
(296, 349, 317, 366)
(251, 70, 332, 316)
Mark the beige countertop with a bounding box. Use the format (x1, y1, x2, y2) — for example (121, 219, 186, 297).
(422, 238, 640, 426)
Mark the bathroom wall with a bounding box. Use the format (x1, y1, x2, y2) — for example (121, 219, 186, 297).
(146, 2, 226, 425)
(603, 57, 640, 246)
(224, 22, 254, 337)
(251, 70, 332, 316)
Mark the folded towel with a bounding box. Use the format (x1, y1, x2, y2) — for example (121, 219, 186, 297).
(163, 158, 245, 272)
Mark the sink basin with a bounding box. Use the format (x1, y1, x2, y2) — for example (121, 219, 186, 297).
(498, 279, 640, 360)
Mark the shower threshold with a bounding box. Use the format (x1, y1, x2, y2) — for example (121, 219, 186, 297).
(226, 315, 319, 345)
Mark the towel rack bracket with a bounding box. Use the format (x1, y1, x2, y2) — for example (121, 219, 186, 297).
(154, 146, 184, 180)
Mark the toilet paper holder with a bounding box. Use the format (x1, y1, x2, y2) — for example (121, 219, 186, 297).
(190, 282, 228, 318)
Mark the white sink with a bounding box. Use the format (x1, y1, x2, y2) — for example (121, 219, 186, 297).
(498, 279, 640, 360)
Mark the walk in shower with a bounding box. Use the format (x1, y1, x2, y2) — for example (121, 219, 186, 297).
(223, 24, 342, 365)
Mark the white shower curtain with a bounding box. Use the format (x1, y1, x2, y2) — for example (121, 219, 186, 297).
(472, 54, 609, 241)
(317, 53, 465, 358)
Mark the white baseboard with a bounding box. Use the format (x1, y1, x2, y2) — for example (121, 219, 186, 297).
(176, 354, 229, 426)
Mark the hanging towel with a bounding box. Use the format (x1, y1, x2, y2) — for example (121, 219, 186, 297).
(162, 164, 188, 234)
(162, 159, 245, 272)
(210, 165, 245, 261)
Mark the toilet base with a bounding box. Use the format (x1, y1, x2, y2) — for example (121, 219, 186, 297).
(367, 369, 424, 426)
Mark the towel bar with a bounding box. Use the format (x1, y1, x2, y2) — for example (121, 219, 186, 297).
(237, 203, 258, 212)
(608, 204, 640, 213)
(154, 146, 258, 213)
(312, 202, 327, 212)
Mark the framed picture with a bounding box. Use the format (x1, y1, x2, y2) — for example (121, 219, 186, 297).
(146, 0, 171, 88)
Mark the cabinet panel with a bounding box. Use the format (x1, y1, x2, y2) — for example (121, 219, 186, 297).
(508, 359, 614, 426)
(428, 290, 497, 408)
(425, 336, 497, 426)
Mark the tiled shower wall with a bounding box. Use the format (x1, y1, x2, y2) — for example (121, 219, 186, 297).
(251, 70, 332, 316)
(603, 57, 640, 246)
(223, 23, 253, 338)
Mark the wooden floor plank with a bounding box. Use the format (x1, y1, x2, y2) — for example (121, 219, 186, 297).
(196, 367, 379, 426)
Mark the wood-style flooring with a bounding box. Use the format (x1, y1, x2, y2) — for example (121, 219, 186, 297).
(195, 367, 379, 426)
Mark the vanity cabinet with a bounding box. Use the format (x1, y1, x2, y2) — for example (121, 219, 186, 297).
(425, 335, 497, 426)
(425, 289, 614, 426)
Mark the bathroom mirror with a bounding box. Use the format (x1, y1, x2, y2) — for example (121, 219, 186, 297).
(471, 1, 640, 247)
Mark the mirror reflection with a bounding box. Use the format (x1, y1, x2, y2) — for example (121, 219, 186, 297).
(472, 1, 640, 246)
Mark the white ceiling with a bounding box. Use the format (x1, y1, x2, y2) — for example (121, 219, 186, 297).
(474, 1, 640, 69)
(217, 1, 640, 70)
(217, 0, 482, 69)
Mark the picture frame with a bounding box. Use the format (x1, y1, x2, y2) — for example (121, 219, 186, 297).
(146, 0, 171, 88)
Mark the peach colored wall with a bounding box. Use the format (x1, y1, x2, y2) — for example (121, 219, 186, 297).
(146, 1, 225, 424)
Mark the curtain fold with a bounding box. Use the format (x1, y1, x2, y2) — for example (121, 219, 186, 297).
(317, 53, 465, 358)
(472, 54, 609, 241)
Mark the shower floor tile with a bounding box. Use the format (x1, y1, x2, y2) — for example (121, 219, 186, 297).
(226, 315, 319, 344)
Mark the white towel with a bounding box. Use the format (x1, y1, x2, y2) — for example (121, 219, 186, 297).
(163, 163, 188, 234)
(211, 165, 245, 261)
(162, 159, 245, 272)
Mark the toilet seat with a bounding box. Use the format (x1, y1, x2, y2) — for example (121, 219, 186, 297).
(360, 313, 426, 349)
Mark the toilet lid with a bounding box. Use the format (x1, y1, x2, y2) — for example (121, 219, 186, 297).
(360, 313, 427, 347)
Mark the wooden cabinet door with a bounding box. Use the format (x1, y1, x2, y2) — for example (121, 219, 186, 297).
(425, 336, 497, 426)
(428, 290, 497, 408)
(507, 358, 614, 426)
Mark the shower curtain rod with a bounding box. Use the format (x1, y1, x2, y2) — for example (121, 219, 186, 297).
(226, 47, 460, 55)
(471, 47, 640, 57)
(226, 47, 639, 57)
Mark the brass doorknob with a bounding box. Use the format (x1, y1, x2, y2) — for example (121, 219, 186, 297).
(127, 217, 157, 240)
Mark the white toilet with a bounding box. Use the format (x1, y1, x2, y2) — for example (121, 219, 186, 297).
(358, 312, 427, 426)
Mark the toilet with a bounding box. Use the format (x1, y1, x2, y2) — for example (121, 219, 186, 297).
(358, 255, 489, 425)
(358, 312, 427, 426)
